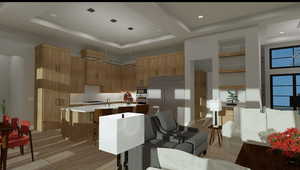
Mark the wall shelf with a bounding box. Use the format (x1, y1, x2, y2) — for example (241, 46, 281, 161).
(219, 50, 245, 58)
(219, 69, 246, 73)
(219, 85, 246, 90)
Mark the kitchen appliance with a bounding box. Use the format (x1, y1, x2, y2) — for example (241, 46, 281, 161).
(148, 76, 185, 120)
(136, 88, 148, 104)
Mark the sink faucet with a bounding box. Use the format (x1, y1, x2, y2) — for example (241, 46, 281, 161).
(106, 98, 110, 106)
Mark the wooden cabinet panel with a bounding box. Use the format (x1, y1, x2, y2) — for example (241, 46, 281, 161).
(81, 49, 104, 60)
(36, 44, 71, 89)
(71, 56, 85, 93)
(136, 58, 145, 87)
(121, 64, 136, 92)
(111, 64, 121, 93)
(175, 52, 184, 75)
(86, 60, 100, 85)
(101, 63, 112, 93)
(35, 44, 71, 131)
(134, 51, 184, 89)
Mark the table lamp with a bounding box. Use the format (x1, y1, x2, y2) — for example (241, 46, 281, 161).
(207, 99, 222, 127)
(99, 112, 145, 170)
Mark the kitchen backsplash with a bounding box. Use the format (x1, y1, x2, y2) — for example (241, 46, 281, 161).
(70, 85, 136, 104)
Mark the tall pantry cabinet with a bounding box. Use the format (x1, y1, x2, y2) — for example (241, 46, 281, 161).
(35, 44, 71, 131)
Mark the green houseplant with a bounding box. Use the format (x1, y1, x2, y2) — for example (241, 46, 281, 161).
(226, 90, 239, 106)
(0, 99, 6, 115)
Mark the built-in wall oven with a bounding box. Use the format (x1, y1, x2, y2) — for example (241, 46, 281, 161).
(136, 88, 147, 104)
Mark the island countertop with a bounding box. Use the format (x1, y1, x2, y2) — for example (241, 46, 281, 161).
(64, 103, 139, 113)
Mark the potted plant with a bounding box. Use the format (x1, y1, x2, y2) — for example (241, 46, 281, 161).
(226, 90, 238, 106)
(268, 128, 300, 166)
(0, 99, 6, 115)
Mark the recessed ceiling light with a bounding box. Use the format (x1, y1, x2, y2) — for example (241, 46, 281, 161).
(50, 13, 57, 17)
(128, 27, 134, 31)
(280, 31, 285, 34)
(198, 15, 204, 19)
(110, 19, 117, 23)
(87, 8, 95, 13)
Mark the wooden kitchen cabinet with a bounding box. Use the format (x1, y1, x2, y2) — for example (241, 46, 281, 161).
(111, 64, 121, 93)
(121, 64, 136, 92)
(71, 56, 85, 93)
(35, 44, 71, 131)
(85, 60, 101, 85)
(81, 49, 105, 60)
(36, 44, 71, 89)
(100, 62, 112, 93)
(135, 51, 184, 88)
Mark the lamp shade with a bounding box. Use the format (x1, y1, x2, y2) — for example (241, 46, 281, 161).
(207, 99, 222, 112)
(99, 112, 145, 155)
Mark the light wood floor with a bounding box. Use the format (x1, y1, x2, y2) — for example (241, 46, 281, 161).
(7, 120, 242, 170)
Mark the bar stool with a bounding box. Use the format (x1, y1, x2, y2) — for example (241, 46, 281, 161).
(93, 109, 113, 144)
(117, 106, 134, 113)
(135, 104, 149, 114)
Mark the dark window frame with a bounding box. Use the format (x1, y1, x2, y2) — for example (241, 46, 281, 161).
(270, 73, 300, 110)
(270, 45, 300, 69)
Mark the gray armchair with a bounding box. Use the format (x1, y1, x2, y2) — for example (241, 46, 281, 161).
(154, 111, 208, 156)
(143, 115, 193, 169)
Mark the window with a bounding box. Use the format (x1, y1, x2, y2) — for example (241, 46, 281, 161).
(270, 46, 300, 68)
(271, 74, 300, 110)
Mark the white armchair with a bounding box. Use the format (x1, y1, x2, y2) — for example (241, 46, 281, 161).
(146, 148, 250, 170)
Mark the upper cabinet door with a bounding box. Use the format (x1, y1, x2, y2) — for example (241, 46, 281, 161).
(101, 63, 112, 93)
(136, 58, 145, 87)
(70, 56, 85, 93)
(57, 48, 71, 86)
(175, 52, 184, 75)
(36, 45, 56, 82)
(86, 60, 100, 85)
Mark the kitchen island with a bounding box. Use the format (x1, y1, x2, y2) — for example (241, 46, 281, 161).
(61, 102, 139, 141)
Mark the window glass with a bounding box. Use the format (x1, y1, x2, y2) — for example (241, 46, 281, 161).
(273, 96, 290, 106)
(272, 58, 293, 68)
(272, 75, 293, 86)
(297, 75, 300, 85)
(272, 86, 293, 96)
(295, 47, 300, 57)
(271, 48, 293, 58)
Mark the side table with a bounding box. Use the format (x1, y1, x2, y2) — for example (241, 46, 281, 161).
(208, 125, 223, 147)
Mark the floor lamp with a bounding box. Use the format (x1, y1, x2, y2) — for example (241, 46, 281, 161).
(99, 112, 145, 170)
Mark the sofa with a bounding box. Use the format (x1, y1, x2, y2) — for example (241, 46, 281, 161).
(147, 148, 251, 170)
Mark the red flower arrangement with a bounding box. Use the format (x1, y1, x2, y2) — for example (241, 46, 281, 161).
(267, 128, 300, 158)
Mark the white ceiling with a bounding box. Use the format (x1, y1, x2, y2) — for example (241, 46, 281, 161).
(159, 3, 293, 30)
(0, 2, 299, 54)
(261, 19, 300, 45)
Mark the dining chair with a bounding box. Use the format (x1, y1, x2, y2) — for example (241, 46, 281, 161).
(0, 122, 12, 170)
(2, 119, 34, 163)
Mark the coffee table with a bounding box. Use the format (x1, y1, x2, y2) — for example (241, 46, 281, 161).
(236, 143, 300, 170)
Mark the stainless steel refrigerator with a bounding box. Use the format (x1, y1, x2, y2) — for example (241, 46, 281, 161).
(147, 76, 186, 119)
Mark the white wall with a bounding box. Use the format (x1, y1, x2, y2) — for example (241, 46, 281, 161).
(185, 26, 262, 123)
(0, 55, 10, 114)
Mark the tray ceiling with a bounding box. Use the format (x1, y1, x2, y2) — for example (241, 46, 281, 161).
(0, 2, 298, 54)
